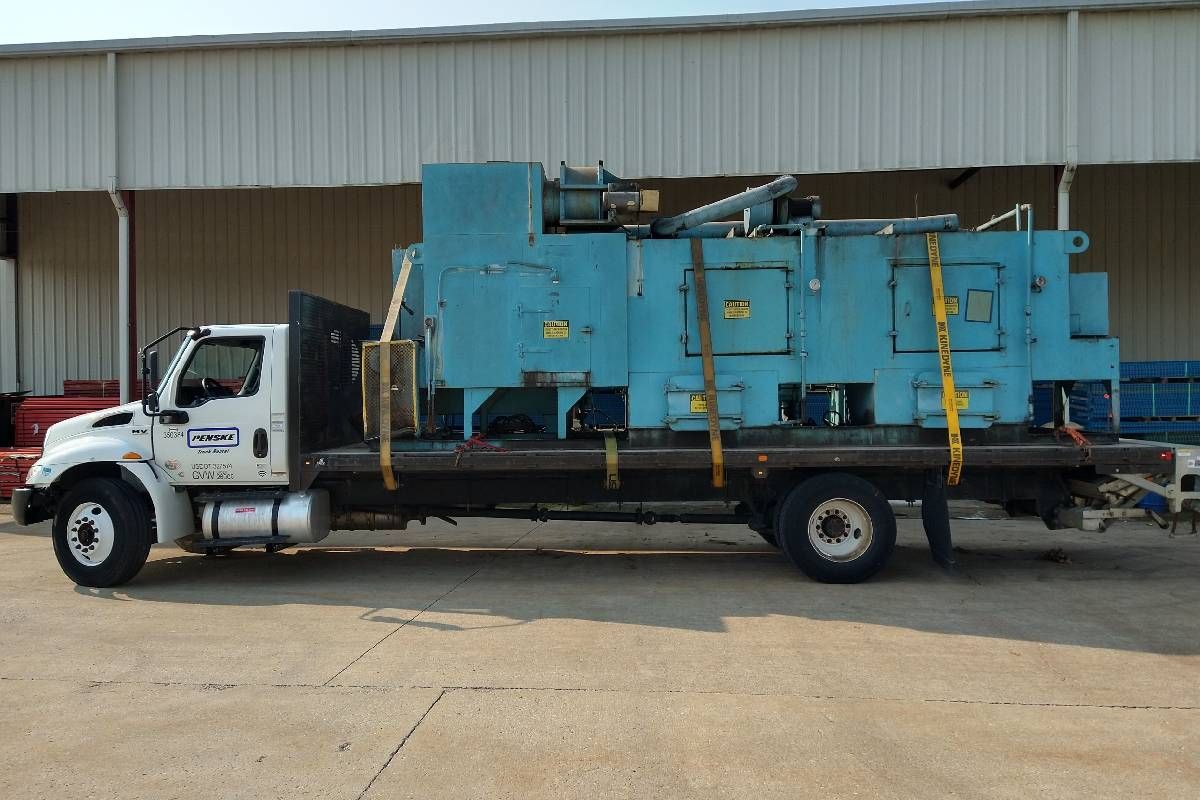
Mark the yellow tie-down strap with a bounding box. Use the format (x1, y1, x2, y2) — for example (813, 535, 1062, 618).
(379, 249, 415, 492)
(603, 432, 620, 490)
(926, 232, 963, 486)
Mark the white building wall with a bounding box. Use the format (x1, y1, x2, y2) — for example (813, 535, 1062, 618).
(112, 14, 1069, 189)
(1078, 9, 1200, 163)
(0, 55, 111, 192)
(3, 6, 1197, 194)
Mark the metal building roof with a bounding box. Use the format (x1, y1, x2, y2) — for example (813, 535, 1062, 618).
(0, 0, 1194, 56)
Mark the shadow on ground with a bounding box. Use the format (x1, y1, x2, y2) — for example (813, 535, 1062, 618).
(62, 519, 1200, 658)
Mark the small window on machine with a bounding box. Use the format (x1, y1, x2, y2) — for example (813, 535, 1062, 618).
(965, 289, 994, 323)
(175, 337, 265, 408)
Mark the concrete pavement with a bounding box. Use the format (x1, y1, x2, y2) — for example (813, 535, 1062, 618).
(1, 505, 1198, 798)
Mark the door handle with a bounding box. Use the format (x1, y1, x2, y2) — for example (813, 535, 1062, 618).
(159, 410, 189, 425)
(253, 428, 268, 458)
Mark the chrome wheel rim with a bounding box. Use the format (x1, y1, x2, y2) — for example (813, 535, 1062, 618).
(67, 502, 115, 566)
(808, 498, 873, 562)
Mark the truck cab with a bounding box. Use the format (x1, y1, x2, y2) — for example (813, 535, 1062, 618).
(13, 322, 307, 586)
(144, 324, 289, 486)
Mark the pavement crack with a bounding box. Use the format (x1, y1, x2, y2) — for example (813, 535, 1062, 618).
(320, 523, 544, 687)
(356, 688, 447, 800)
(2, 675, 1197, 711)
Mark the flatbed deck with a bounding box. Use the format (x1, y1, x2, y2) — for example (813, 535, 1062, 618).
(304, 438, 1171, 476)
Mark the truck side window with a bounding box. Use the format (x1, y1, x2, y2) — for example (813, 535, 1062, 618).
(175, 337, 265, 408)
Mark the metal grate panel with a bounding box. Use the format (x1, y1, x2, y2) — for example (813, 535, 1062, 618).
(362, 340, 419, 440)
(287, 291, 371, 489)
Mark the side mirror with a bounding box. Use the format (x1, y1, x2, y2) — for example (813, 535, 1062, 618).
(146, 391, 160, 413)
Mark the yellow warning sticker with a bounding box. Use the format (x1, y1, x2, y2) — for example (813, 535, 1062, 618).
(938, 295, 960, 315)
(689, 393, 708, 413)
(723, 299, 751, 319)
(955, 390, 969, 409)
(542, 320, 569, 339)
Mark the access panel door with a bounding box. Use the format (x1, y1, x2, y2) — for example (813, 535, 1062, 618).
(515, 286, 593, 383)
(684, 265, 791, 356)
(893, 263, 1002, 352)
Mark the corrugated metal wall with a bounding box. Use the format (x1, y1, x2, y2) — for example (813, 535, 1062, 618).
(12, 163, 1197, 392)
(1079, 9, 1200, 163)
(0, 258, 16, 392)
(4, 8, 1196, 193)
(112, 14, 1069, 188)
(0, 56, 110, 192)
(1072, 163, 1200, 361)
(134, 185, 420, 342)
(17, 192, 118, 394)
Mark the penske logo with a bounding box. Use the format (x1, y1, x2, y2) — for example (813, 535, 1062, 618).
(187, 428, 240, 448)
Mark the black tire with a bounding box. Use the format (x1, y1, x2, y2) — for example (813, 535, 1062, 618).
(52, 477, 154, 587)
(777, 473, 896, 583)
(755, 530, 779, 548)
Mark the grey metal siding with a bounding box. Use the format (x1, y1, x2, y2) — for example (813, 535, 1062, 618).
(114, 15, 1068, 190)
(5, 7, 1198, 192)
(1079, 9, 1200, 163)
(0, 258, 16, 392)
(0, 56, 110, 193)
(17, 192, 118, 394)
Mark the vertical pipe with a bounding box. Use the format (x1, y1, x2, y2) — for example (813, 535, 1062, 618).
(108, 191, 130, 403)
(106, 52, 131, 403)
(1059, 10, 1080, 231)
(125, 190, 137, 396)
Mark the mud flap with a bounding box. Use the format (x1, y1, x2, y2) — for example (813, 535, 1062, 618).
(921, 469, 957, 571)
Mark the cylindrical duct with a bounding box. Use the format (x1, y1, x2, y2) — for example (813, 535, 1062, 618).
(650, 175, 798, 237)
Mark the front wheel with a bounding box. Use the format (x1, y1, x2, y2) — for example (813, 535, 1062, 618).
(777, 473, 896, 583)
(52, 477, 154, 587)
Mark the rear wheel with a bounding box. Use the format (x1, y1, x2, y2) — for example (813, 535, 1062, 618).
(52, 477, 154, 588)
(777, 473, 896, 583)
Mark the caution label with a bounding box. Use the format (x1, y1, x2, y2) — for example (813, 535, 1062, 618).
(934, 296, 959, 316)
(723, 299, 751, 319)
(955, 390, 969, 409)
(689, 393, 708, 413)
(542, 320, 569, 339)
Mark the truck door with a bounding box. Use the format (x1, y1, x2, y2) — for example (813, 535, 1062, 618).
(152, 333, 281, 485)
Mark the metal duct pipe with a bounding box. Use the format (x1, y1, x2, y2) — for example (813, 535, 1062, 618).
(627, 222, 744, 239)
(650, 175, 797, 237)
(817, 214, 959, 237)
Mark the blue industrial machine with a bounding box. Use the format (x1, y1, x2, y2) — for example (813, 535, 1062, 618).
(390, 161, 1117, 441)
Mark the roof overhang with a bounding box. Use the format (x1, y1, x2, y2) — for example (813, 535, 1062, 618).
(1, 0, 1196, 58)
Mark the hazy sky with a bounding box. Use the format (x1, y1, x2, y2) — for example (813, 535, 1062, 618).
(2, 0, 965, 45)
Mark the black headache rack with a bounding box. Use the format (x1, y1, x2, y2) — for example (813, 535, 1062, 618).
(287, 290, 372, 490)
